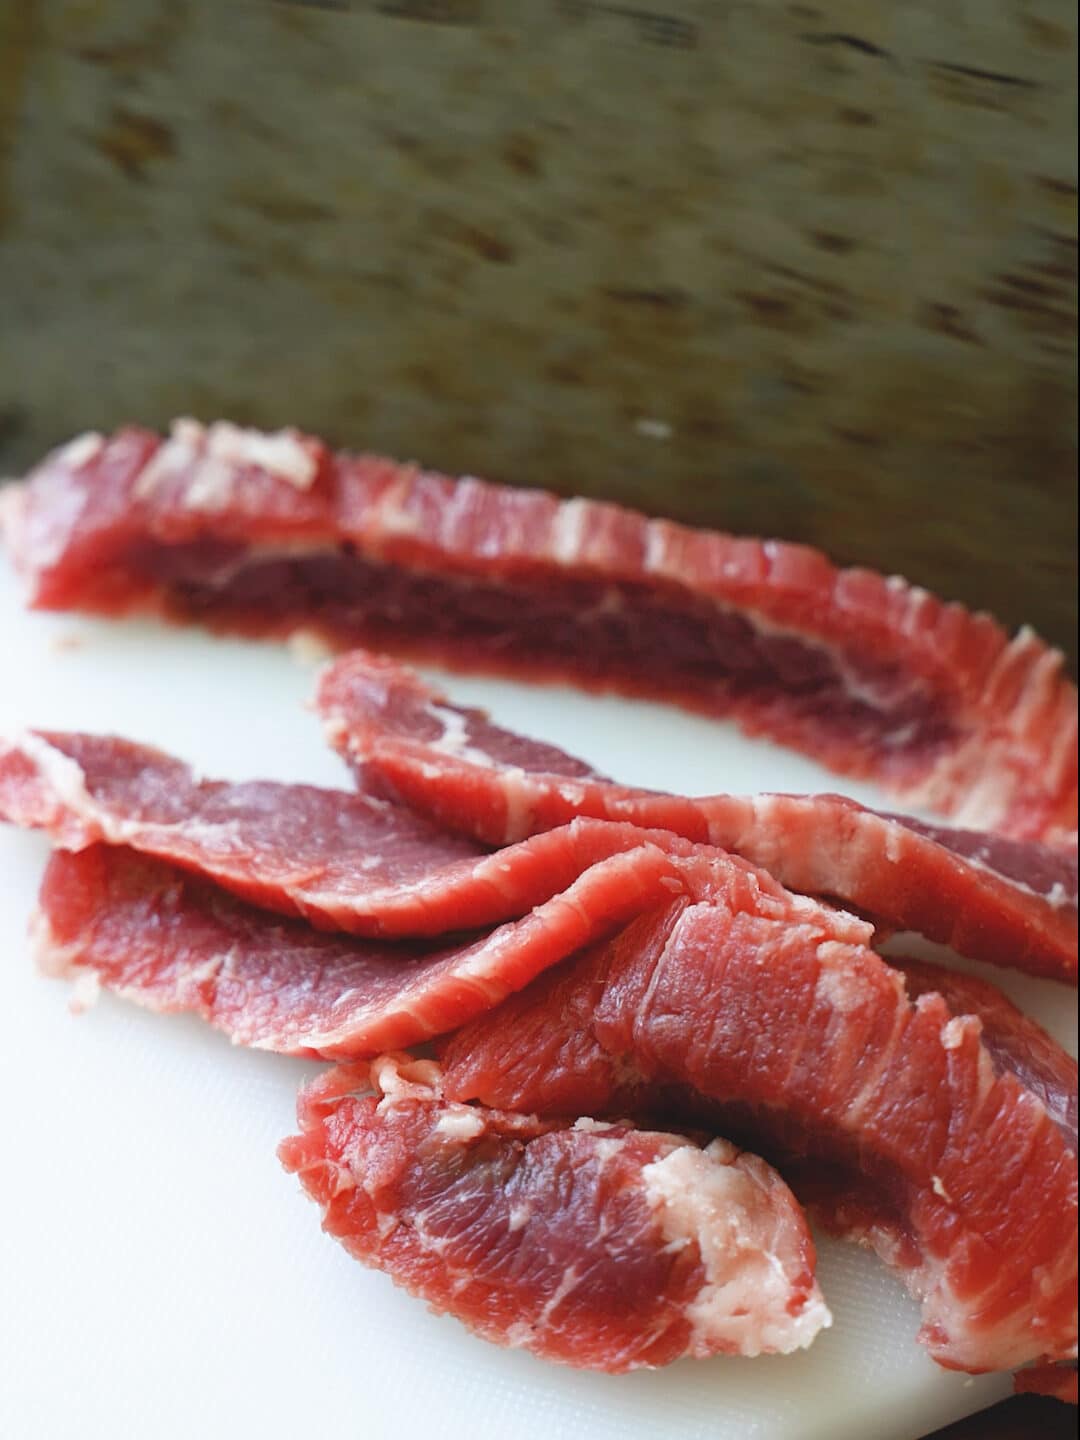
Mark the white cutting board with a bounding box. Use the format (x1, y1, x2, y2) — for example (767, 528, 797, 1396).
(1, 555, 1075, 1440)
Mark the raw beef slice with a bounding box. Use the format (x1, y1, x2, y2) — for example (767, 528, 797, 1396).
(278, 1053, 831, 1369)
(1014, 1363, 1078, 1404)
(32, 841, 694, 1058)
(438, 894, 1079, 1375)
(0, 729, 711, 939)
(317, 651, 1078, 982)
(4, 420, 1075, 841)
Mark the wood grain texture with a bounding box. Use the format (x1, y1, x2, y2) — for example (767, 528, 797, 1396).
(0, 0, 1075, 664)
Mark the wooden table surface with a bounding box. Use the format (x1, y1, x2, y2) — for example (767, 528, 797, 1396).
(927, 1395, 1074, 1438)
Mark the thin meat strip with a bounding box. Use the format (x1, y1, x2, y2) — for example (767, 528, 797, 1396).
(31, 841, 693, 1058)
(277, 1053, 831, 1370)
(0, 729, 709, 938)
(438, 892, 1079, 1376)
(4, 421, 1075, 840)
(316, 652, 1078, 982)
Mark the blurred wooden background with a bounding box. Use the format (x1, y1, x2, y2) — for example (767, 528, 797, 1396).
(1, 1, 1075, 668)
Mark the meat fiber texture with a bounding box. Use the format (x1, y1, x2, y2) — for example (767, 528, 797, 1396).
(0, 729, 712, 939)
(33, 843, 692, 1059)
(27, 811, 805, 1061)
(25, 762, 1078, 1386)
(4, 420, 1076, 842)
(277, 1054, 831, 1370)
(316, 651, 1078, 984)
(438, 895, 1079, 1378)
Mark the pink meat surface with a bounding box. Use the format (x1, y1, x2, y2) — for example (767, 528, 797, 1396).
(32, 842, 694, 1058)
(896, 960, 1077, 1148)
(277, 1053, 830, 1370)
(0, 729, 715, 939)
(317, 652, 1078, 982)
(5, 421, 1075, 841)
(438, 900, 1078, 1375)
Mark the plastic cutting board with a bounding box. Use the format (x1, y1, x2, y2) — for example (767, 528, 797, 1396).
(1, 556, 1075, 1440)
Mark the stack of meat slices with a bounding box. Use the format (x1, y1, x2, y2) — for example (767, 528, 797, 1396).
(0, 423, 1076, 1401)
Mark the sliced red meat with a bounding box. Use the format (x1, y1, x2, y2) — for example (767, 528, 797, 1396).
(0, 729, 715, 939)
(317, 652, 1078, 982)
(6, 421, 1075, 841)
(1014, 1363, 1079, 1404)
(32, 841, 695, 1058)
(896, 960, 1077, 1149)
(277, 1053, 831, 1369)
(438, 898, 1079, 1374)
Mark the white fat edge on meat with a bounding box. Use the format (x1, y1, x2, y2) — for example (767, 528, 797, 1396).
(641, 1140, 831, 1357)
(286, 629, 337, 666)
(6, 731, 104, 840)
(440, 475, 490, 553)
(815, 944, 910, 1124)
(500, 771, 543, 845)
(828, 1188, 1056, 1373)
(318, 1054, 491, 1147)
(916, 759, 1021, 841)
(29, 904, 224, 1016)
(911, 628, 1074, 831)
(890, 574, 935, 634)
(643, 518, 903, 700)
(423, 699, 591, 824)
(900, 805, 1077, 909)
(54, 431, 106, 471)
(936, 840, 1076, 908)
(642, 521, 864, 650)
(550, 495, 591, 565)
(813, 943, 889, 1016)
(201, 421, 319, 490)
(1046, 881, 1074, 909)
(2, 460, 97, 576)
(572, 1116, 619, 1134)
(434, 1109, 487, 1141)
(940, 1012, 983, 1053)
(370, 465, 424, 542)
(369, 1052, 443, 1103)
(321, 714, 350, 752)
(893, 1179, 1079, 1372)
(1007, 634, 1069, 738)
(133, 418, 319, 506)
(833, 1203, 1044, 1372)
(831, 656, 932, 719)
(403, 736, 540, 844)
(738, 852, 874, 939)
(131, 417, 204, 499)
(426, 701, 510, 770)
(507, 1203, 532, 1233)
(5, 732, 266, 857)
(28, 907, 88, 981)
(751, 793, 1074, 910)
(902, 786, 1078, 906)
(0, 482, 27, 548)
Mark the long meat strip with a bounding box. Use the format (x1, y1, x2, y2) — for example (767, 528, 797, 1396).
(4, 421, 1075, 841)
(437, 899, 1078, 1376)
(278, 1054, 831, 1370)
(32, 842, 694, 1058)
(0, 729, 710, 939)
(316, 652, 1078, 982)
